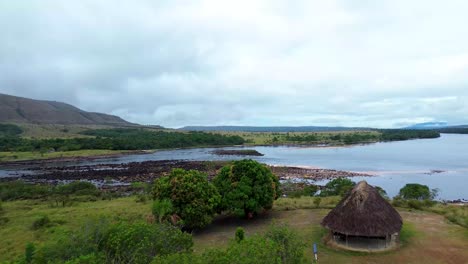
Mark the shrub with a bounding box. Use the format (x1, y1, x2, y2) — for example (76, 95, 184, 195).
(313, 197, 322, 208)
(152, 199, 174, 223)
(154, 225, 306, 264)
(24, 242, 35, 264)
(31, 215, 51, 230)
(153, 169, 220, 229)
(0, 181, 51, 201)
(235, 227, 245, 243)
(265, 224, 306, 264)
(320, 178, 355, 197)
(213, 159, 280, 218)
(102, 222, 193, 264)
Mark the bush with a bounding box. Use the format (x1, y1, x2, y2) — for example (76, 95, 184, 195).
(152, 199, 174, 223)
(154, 225, 306, 264)
(32, 219, 192, 264)
(24, 242, 35, 264)
(102, 222, 193, 264)
(31, 215, 51, 230)
(153, 169, 220, 229)
(320, 178, 355, 197)
(398, 183, 437, 200)
(235, 227, 245, 243)
(265, 224, 306, 264)
(213, 159, 280, 218)
(313, 197, 321, 208)
(0, 181, 51, 201)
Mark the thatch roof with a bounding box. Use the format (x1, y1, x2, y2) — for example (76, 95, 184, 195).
(321, 181, 402, 237)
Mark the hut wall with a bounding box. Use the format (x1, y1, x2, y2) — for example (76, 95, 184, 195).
(332, 231, 397, 250)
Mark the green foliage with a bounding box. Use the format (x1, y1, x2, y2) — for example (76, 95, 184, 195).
(0, 123, 23, 137)
(32, 219, 192, 264)
(0, 181, 101, 202)
(24, 242, 35, 264)
(0, 128, 245, 152)
(398, 183, 437, 200)
(313, 197, 322, 208)
(379, 129, 440, 141)
(154, 224, 306, 264)
(31, 215, 51, 230)
(320, 178, 355, 197)
(375, 186, 388, 198)
(102, 222, 193, 264)
(265, 224, 306, 264)
(235, 227, 245, 243)
(153, 169, 220, 229)
(152, 199, 174, 223)
(213, 159, 280, 218)
(0, 181, 51, 201)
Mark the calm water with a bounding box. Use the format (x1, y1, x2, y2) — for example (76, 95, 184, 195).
(1, 134, 467, 200)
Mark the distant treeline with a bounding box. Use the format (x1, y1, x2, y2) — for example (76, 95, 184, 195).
(0, 129, 245, 152)
(276, 129, 440, 144)
(436, 127, 468, 134)
(378, 129, 440, 141)
(0, 124, 23, 137)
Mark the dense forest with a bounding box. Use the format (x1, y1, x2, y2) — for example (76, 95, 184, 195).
(0, 128, 245, 152)
(0, 124, 23, 137)
(436, 127, 468, 134)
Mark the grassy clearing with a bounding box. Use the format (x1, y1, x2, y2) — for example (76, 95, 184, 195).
(0, 196, 467, 263)
(274, 196, 342, 210)
(0, 197, 151, 262)
(426, 204, 468, 228)
(0, 149, 131, 162)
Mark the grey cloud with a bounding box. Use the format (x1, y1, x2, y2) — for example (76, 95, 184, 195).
(1, 0, 468, 128)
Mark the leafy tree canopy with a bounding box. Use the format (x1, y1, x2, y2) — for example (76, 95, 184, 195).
(213, 159, 280, 218)
(153, 169, 220, 229)
(320, 177, 355, 197)
(398, 183, 438, 200)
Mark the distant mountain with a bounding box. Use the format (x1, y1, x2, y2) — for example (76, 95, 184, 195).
(0, 93, 134, 126)
(179, 125, 368, 132)
(405, 122, 449, 130)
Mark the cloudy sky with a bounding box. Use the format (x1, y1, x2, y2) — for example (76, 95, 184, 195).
(1, 1, 468, 128)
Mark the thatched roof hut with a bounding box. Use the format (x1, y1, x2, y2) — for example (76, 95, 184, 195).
(321, 181, 402, 251)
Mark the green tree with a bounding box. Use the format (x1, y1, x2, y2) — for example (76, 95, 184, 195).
(320, 178, 355, 197)
(398, 183, 437, 200)
(213, 159, 280, 218)
(153, 169, 220, 229)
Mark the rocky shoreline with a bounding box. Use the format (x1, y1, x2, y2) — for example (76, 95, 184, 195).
(0, 160, 371, 188)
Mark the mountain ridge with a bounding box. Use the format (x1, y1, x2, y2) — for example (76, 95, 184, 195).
(0, 93, 134, 126)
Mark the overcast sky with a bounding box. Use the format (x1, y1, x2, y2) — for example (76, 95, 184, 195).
(1, 1, 468, 128)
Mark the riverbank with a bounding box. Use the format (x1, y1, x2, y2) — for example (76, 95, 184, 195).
(0, 149, 154, 164)
(0, 159, 371, 188)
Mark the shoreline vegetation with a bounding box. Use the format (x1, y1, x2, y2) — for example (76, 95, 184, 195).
(0, 124, 441, 162)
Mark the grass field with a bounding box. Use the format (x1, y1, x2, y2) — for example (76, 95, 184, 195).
(0, 149, 132, 162)
(1, 196, 466, 263)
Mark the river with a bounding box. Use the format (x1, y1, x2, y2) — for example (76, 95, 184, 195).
(1, 134, 467, 200)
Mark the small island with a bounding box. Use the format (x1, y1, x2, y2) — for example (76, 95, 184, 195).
(211, 149, 264, 156)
